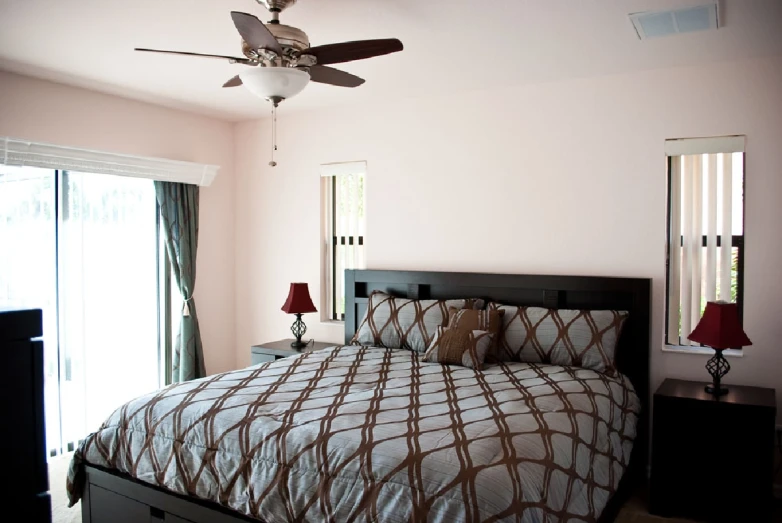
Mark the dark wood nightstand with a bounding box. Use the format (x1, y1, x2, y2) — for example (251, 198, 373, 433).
(650, 378, 776, 522)
(250, 339, 334, 365)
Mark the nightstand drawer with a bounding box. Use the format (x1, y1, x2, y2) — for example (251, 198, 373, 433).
(251, 340, 334, 366)
(251, 353, 277, 365)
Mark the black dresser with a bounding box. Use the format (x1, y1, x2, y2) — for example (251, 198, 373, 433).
(650, 378, 776, 522)
(0, 308, 51, 523)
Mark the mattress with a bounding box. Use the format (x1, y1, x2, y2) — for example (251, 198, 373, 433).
(67, 345, 640, 522)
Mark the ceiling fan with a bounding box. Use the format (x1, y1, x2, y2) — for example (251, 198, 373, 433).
(134, 0, 404, 105)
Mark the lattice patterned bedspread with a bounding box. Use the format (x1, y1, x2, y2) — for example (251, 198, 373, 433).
(67, 345, 640, 522)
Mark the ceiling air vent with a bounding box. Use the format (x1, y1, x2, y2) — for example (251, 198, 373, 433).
(630, 2, 719, 40)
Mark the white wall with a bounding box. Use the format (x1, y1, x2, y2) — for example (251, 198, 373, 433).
(235, 56, 782, 417)
(0, 71, 237, 375)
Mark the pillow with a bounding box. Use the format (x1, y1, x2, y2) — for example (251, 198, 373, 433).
(351, 291, 484, 352)
(446, 307, 505, 361)
(422, 327, 493, 370)
(489, 303, 628, 374)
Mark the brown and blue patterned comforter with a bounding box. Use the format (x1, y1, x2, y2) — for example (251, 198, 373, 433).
(67, 345, 640, 522)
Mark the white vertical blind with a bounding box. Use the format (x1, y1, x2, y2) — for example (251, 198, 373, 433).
(720, 153, 733, 302)
(705, 154, 718, 301)
(666, 143, 744, 346)
(689, 154, 703, 344)
(667, 156, 682, 345)
(680, 154, 694, 344)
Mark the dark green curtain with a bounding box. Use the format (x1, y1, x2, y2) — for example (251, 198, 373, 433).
(155, 181, 205, 383)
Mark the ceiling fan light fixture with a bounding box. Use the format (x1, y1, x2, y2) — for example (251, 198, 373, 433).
(240, 67, 310, 103)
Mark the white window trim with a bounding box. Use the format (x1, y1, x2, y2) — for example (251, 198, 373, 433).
(0, 137, 219, 186)
(665, 135, 745, 156)
(662, 345, 744, 358)
(320, 161, 367, 178)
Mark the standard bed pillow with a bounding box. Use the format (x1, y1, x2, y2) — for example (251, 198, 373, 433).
(422, 327, 493, 370)
(489, 303, 628, 374)
(351, 291, 484, 352)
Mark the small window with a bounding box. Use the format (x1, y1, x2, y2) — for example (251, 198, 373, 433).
(321, 162, 367, 321)
(665, 136, 745, 347)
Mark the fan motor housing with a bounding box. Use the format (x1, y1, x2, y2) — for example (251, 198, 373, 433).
(267, 23, 309, 51)
(257, 0, 297, 12)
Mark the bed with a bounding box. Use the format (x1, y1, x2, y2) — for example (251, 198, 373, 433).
(68, 269, 651, 523)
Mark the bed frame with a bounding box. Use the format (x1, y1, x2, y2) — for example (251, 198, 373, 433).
(80, 269, 651, 523)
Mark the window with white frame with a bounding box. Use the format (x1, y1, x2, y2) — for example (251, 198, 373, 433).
(321, 162, 366, 321)
(665, 136, 745, 347)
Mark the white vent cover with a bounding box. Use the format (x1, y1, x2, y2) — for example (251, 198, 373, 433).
(630, 2, 719, 40)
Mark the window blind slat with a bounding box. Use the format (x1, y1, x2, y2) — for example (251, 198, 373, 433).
(680, 155, 694, 344)
(323, 176, 335, 320)
(705, 154, 718, 301)
(690, 154, 703, 340)
(667, 156, 682, 345)
(720, 153, 733, 302)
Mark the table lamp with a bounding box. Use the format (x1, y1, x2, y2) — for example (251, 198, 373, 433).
(688, 301, 751, 396)
(281, 283, 317, 349)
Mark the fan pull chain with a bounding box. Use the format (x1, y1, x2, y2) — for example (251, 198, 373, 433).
(269, 102, 278, 167)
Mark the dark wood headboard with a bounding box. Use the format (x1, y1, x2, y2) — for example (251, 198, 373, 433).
(344, 269, 652, 480)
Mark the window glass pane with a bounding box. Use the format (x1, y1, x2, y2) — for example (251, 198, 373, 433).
(329, 171, 366, 320)
(58, 171, 159, 444)
(0, 166, 60, 455)
(666, 149, 744, 346)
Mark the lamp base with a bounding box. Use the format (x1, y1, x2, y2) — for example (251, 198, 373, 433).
(705, 348, 730, 397)
(705, 383, 729, 396)
(290, 313, 307, 350)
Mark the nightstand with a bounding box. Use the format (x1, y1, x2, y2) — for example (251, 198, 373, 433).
(250, 339, 334, 365)
(650, 378, 776, 522)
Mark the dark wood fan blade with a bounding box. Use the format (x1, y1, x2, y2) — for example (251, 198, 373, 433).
(135, 48, 251, 63)
(300, 38, 403, 65)
(304, 65, 365, 88)
(222, 75, 243, 88)
(230, 12, 283, 56)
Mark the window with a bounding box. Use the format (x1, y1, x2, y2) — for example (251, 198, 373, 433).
(321, 162, 367, 321)
(665, 136, 745, 347)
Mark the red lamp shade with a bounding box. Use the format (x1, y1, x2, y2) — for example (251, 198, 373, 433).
(688, 301, 752, 350)
(281, 283, 317, 314)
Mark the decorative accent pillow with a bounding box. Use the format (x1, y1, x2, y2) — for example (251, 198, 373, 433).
(489, 303, 628, 374)
(446, 307, 505, 361)
(422, 327, 493, 370)
(351, 291, 484, 352)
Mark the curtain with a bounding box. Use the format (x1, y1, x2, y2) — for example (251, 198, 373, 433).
(155, 181, 205, 382)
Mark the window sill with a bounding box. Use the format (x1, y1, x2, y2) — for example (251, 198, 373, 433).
(320, 319, 345, 326)
(662, 345, 744, 358)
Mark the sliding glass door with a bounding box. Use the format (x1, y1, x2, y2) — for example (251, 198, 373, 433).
(0, 167, 161, 456)
(58, 171, 161, 448)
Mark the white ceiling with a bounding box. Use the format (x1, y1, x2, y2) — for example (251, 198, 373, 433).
(1, 0, 781, 121)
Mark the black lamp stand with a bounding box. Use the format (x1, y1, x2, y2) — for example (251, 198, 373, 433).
(705, 347, 730, 396)
(289, 313, 307, 349)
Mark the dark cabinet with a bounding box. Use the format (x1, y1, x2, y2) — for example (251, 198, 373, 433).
(0, 308, 50, 523)
(650, 378, 776, 522)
